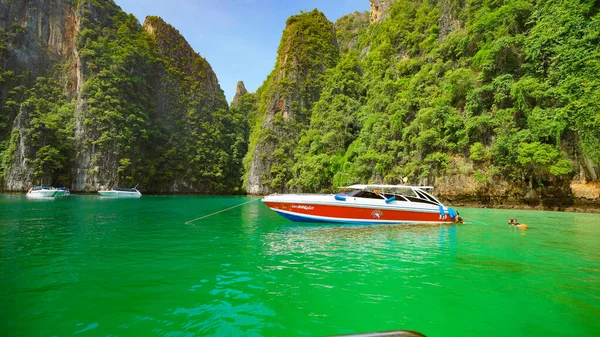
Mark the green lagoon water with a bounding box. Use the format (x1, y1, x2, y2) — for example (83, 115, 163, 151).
(1, 195, 599, 337)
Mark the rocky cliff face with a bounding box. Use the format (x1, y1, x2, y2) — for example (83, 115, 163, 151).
(369, 0, 396, 23)
(245, 9, 339, 194)
(0, 0, 79, 190)
(0, 0, 78, 81)
(334, 11, 369, 54)
(142, 16, 234, 193)
(1, 0, 244, 193)
(230, 81, 247, 109)
(3, 107, 35, 190)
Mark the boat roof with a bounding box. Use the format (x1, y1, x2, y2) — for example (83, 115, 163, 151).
(112, 187, 137, 192)
(30, 186, 53, 189)
(344, 184, 434, 191)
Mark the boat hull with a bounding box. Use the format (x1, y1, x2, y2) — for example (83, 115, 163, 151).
(263, 194, 455, 225)
(27, 190, 57, 198)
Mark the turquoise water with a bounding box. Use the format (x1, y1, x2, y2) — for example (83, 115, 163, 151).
(1, 194, 599, 337)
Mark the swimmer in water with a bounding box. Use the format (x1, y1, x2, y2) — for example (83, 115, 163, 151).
(508, 219, 528, 229)
(455, 212, 464, 224)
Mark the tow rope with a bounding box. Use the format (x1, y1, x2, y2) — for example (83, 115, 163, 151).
(185, 198, 259, 225)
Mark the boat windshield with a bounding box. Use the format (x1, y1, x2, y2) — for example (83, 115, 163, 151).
(31, 186, 53, 190)
(336, 189, 362, 197)
(337, 186, 441, 205)
(112, 188, 137, 192)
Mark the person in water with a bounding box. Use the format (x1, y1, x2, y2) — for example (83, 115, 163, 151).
(455, 212, 464, 224)
(508, 219, 528, 229)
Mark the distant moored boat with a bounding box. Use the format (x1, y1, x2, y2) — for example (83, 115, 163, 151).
(97, 185, 142, 198)
(55, 187, 70, 196)
(26, 186, 59, 199)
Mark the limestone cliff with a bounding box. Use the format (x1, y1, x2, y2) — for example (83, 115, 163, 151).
(0, 0, 79, 190)
(369, 0, 396, 23)
(334, 11, 369, 54)
(0, 0, 78, 83)
(0, 0, 245, 193)
(230, 81, 247, 109)
(245, 9, 339, 194)
(142, 16, 235, 193)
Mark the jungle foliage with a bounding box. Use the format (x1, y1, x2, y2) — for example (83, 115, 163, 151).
(1, 0, 248, 192)
(244, 9, 340, 192)
(279, 0, 600, 193)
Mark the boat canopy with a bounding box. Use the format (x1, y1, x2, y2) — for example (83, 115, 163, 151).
(344, 184, 434, 191)
(30, 186, 53, 190)
(339, 184, 442, 206)
(112, 188, 137, 192)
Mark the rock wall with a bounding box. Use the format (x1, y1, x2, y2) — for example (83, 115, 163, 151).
(1, 0, 244, 193)
(0, 0, 78, 81)
(369, 0, 396, 23)
(3, 106, 35, 190)
(245, 10, 339, 194)
(0, 0, 80, 191)
(230, 81, 247, 109)
(142, 16, 233, 193)
(334, 11, 369, 54)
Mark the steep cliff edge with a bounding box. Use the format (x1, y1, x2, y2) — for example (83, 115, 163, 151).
(142, 16, 239, 193)
(0, 0, 78, 190)
(230, 81, 248, 109)
(334, 11, 369, 54)
(245, 9, 339, 194)
(369, 0, 396, 23)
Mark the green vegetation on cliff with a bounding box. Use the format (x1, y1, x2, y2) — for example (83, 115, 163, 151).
(244, 9, 339, 193)
(77, 1, 157, 186)
(276, 0, 600, 204)
(1, 0, 247, 192)
(142, 16, 241, 192)
(0, 24, 75, 185)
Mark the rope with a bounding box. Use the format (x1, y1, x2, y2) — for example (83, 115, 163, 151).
(467, 219, 489, 226)
(185, 198, 259, 224)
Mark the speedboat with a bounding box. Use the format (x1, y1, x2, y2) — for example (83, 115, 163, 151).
(55, 187, 70, 196)
(97, 186, 142, 198)
(262, 184, 459, 225)
(26, 186, 59, 199)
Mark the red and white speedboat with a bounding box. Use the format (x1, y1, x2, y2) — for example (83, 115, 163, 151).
(262, 184, 459, 225)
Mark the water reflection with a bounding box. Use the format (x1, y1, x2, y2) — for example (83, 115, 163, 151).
(263, 224, 459, 257)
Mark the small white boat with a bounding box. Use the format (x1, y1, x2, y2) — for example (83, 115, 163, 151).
(26, 186, 59, 199)
(97, 186, 142, 198)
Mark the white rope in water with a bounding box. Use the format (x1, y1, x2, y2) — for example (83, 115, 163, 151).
(185, 198, 259, 224)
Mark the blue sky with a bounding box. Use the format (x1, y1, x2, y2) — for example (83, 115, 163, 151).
(116, 0, 370, 103)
